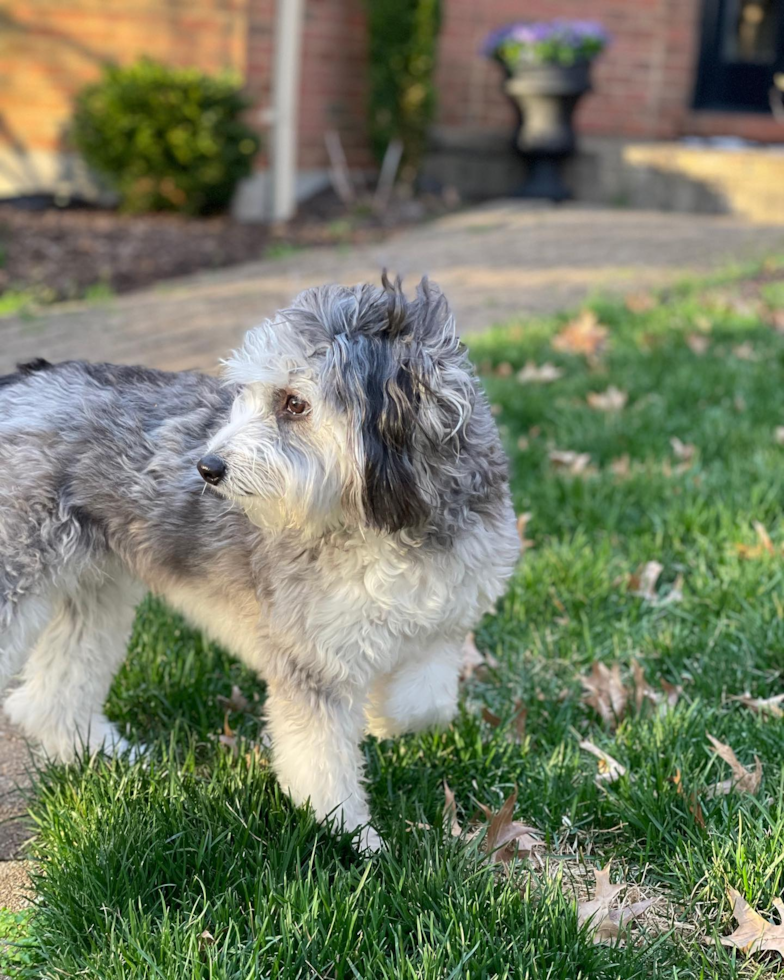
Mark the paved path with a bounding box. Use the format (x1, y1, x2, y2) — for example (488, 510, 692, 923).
(2, 203, 784, 375)
(0, 201, 783, 911)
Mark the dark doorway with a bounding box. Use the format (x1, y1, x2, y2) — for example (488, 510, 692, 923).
(694, 0, 784, 111)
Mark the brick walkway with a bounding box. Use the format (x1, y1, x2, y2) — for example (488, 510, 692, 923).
(1, 201, 783, 911)
(2, 203, 784, 375)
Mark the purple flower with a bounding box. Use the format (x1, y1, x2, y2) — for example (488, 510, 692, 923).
(483, 18, 610, 66)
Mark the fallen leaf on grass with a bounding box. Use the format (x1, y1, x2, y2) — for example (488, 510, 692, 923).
(705, 734, 762, 797)
(549, 449, 596, 476)
(517, 511, 535, 550)
(481, 700, 527, 743)
(733, 342, 757, 361)
(775, 426, 784, 446)
(482, 787, 544, 866)
(625, 291, 656, 313)
(721, 888, 784, 958)
(217, 715, 270, 764)
(459, 633, 499, 681)
(626, 562, 684, 606)
(766, 307, 784, 334)
(586, 386, 628, 411)
(495, 362, 514, 377)
(733, 692, 784, 718)
(216, 685, 250, 713)
(443, 781, 463, 838)
(632, 661, 683, 715)
(577, 863, 655, 944)
(579, 739, 627, 785)
(670, 437, 696, 465)
(552, 310, 608, 359)
(628, 560, 663, 601)
(735, 521, 778, 559)
(581, 662, 627, 728)
(517, 361, 564, 383)
(610, 454, 631, 478)
(686, 333, 710, 355)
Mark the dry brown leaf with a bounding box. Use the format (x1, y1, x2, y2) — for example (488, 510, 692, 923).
(495, 362, 514, 377)
(721, 887, 784, 958)
(660, 677, 683, 708)
(480, 700, 527, 743)
(586, 386, 628, 412)
(610, 454, 631, 478)
(460, 632, 486, 681)
(735, 692, 784, 718)
(733, 342, 757, 361)
(481, 707, 502, 728)
(706, 733, 762, 797)
(670, 437, 696, 464)
(632, 662, 682, 714)
(625, 291, 656, 313)
(552, 310, 609, 359)
(579, 739, 627, 785)
(767, 308, 784, 334)
(686, 333, 710, 355)
(443, 781, 463, 838)
(735, 521, 778, 559)
(577, 862, 655, 944)
(629, 561, 664, 601)
(549, 449, 596, 477)
(482, 787, 544, 866)
(581, 662, 627, 728)
(517, 512, 535, 551)
(517, 361, 564, 384)
(217, 685, 250, 714)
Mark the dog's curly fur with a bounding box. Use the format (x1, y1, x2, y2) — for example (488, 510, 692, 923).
(0, 277, 519, 848)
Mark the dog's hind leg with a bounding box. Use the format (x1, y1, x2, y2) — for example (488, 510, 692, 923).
(365, 639, 463, 740)
(4, 560, 144, 763)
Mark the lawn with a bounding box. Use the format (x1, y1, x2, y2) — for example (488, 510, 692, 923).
(4, 260, 784, 978)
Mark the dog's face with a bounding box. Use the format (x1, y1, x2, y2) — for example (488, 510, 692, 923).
(199, 278, 478, 537)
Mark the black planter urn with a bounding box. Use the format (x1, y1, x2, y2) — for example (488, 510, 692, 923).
(504, 61, 591, 202)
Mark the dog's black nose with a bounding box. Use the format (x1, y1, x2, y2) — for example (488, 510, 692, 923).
(197, 454, 226, 486)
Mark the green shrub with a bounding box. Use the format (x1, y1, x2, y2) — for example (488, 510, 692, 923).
(364, 0, 442, 183)
(71, 60, 260, 215)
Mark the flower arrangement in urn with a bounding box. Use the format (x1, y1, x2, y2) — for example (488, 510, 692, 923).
(485, 20, 610, 200)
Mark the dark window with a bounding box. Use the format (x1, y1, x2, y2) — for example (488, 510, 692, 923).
(694, 0, 784, 111)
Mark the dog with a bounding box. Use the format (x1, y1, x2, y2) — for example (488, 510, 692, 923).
(0, 276, 519, 849)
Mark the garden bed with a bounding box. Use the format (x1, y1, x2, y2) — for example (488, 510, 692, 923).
(0, 189, 454, 307)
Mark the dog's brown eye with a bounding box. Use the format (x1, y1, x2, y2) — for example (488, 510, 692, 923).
(284, 394, 309, 416)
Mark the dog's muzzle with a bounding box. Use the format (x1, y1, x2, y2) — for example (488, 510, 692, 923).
(197, 454, 227, 486)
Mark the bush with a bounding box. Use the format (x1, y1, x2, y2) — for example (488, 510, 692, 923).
(71, 60, 260, 215)
(364, 0, 441, 184)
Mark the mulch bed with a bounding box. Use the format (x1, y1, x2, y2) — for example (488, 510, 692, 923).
(0, 189, 453, 303)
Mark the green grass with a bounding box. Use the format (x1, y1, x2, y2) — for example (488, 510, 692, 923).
(5, 263, 784, 977)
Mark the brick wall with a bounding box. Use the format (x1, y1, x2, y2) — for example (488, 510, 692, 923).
(3, 0, 783, 203)
(297, 0, 371, 170)
(434, 0, 784, 143)
(0, 0, 249, 156)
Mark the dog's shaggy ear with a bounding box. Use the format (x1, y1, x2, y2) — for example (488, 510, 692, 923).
(331, 327, 430, 533)
(326, 275, 474, 533)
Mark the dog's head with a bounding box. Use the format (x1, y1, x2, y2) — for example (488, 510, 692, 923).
(200, 276, 489, 537)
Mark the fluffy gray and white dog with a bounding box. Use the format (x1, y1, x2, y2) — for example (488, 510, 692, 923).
(0, 276, 519, 849)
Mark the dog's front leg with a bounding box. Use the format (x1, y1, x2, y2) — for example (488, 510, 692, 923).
(265, 676, 380, 851)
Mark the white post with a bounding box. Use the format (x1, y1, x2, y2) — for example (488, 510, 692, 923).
(271, 0, 305, 222)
